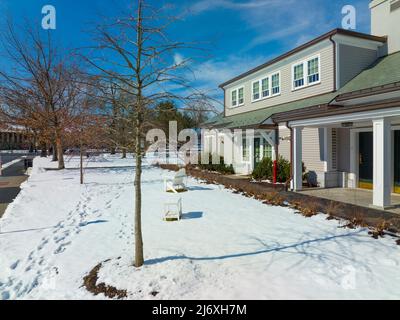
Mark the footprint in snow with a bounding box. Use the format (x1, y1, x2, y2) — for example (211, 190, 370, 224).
(10, 260, 20, 270)
(54, 242, 71, 254)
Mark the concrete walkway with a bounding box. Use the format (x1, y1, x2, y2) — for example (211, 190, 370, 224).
(0, 160, 28, 218)
(298, 188, 400, 215)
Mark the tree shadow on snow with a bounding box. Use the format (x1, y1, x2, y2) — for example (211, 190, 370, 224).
(144, 230, 365, 266)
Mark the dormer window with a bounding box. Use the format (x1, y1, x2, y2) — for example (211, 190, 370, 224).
(238, 87, 244, 105)
(231, 87, 244, 107)
(261, 77, 269, 98)
(307, 57, 320, 84)
(292, 55, 321, 90)
(252, 81, 260, 101)
(231, 90, 237, 107)
(271, 73, 280, 95)
(293, 63, 305, 89)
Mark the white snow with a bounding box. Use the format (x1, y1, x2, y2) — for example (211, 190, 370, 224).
(0, 154, 399, 300)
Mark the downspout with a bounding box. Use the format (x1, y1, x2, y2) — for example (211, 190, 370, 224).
(329, 35, 337, 92)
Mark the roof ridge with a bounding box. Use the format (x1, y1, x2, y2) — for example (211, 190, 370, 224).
(219, 28, 387, 89)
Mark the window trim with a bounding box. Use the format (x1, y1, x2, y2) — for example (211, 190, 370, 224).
(230, 86, 245, 108)
(292, 62, 306, 90)
(271, 71, 281, 97)
(251, 80, 261, 102)
(292, 54, 321, 91)
(251, 71, 280, 103)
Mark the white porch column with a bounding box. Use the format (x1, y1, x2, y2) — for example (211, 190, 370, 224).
(349, 130, 359, 189)
(293, 126, 303, 191)
(373, 118, 392, 208)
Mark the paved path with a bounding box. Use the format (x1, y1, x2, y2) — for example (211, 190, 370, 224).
(0, 160, 29, 218)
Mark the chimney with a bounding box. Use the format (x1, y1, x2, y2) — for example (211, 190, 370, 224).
(370, 0, 400, 54)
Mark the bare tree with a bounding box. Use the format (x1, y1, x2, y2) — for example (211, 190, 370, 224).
(0, 21, 81, 169)
(81, 0, 215, 267)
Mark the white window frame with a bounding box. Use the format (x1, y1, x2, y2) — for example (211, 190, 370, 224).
(292, 54, 321, 91)
(230, 86, 245, 108)
(271, 72, 281, 96)
(307, 55, 321, 85)
(250, 71, 280, 104)
(251, 80, 261, 102)
(261, 76, 270, 98)
(292, 62, 305, 90)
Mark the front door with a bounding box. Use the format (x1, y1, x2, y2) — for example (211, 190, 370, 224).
(254, 138, 261, 169)
(395, 131, 400, 194)
(359, 132, 373, 190)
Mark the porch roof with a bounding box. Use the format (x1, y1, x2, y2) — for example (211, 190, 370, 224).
(203, 92, 337, 129)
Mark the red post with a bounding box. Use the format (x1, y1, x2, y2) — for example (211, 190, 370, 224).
(273, 160, 277, 184)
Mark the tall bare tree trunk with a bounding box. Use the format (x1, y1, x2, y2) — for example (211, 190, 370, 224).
(52, 143, 58, 161)
(40, 143, 47, 157)
(134, 122, 144, 267)
(55, 131, 65, 169)
(80, 142, 84, 185)
(134, 0, 144, 268)
(122, 148, 127, 159)
(110, 147, 116, 155)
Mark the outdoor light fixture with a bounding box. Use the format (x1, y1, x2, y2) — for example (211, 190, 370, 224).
(342, 122, 354, 128)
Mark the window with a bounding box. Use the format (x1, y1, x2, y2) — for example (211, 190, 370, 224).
(252, 81, 260, 101)
(231, 87, 244, 107)
(231, 90, 237, 107)
(261, 77, 269, 98)
(271, 73, 280, 95)
(292, 55, 321, 90)
(242, 138, 249, 161)
(307, 57, 319, 84)
(238, 87, 244, 105)
(293, 63, 304, 89)
(263, 139, 272, 159)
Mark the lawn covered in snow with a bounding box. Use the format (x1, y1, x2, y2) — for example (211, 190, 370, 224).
(0, 154, 399, 300)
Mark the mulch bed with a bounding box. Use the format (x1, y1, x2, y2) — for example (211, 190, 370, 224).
(83, 261, 127, 299)
(158, 164, 400, 235)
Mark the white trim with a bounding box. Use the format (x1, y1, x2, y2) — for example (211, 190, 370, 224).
(289, 107, 400, 127)
(230, 86, 245, 108)
(291, 54, 321, 92)
(271, 71, 281, 97)
(251, 71, 281, 103)
(332, 34, 385, 51)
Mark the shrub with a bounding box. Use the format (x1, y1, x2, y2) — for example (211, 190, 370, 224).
(252, 157, 273, 180)
(198, 153, 235, 175)
(277, 156, 291, 183)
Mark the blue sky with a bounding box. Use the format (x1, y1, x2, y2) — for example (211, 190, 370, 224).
(0, 0, 372, 106)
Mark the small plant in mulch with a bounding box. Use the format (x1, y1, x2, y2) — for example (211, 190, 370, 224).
(368, 220, 391, 239)
(263, 192, 286, 207)
(339, 212, 368, 229)
(325, 202, 341, 221)
(150, 291, 159, 297)
(83, 262, 127, 299)
(289, 199, 319, 217)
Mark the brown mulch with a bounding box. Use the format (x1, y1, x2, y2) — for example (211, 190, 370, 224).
(83, 262, 127, 299)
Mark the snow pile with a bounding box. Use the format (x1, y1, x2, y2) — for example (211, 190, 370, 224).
(0, 155, 399, 300)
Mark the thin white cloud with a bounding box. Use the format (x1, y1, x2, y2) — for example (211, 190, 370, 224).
(187, 0, 285, 15)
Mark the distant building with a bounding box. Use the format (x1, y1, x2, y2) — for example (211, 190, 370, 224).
(0, 126, 31, 150)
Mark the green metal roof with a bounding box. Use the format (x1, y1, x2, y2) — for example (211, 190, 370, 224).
(206, 92, 337, 129)
(204, 51, 400, 129)
(337, 51, 400, 94)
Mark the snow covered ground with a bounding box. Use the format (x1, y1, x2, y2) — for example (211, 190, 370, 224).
(0, 154, 399, 300)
